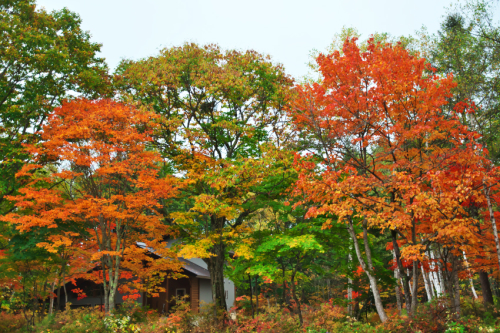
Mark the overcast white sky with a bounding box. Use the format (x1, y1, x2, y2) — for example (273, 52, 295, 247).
(37, 0, 459, 79)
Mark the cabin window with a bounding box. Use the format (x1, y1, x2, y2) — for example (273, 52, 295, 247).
(176, 288, 186, 299)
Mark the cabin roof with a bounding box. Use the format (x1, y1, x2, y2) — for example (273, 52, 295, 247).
(136, 242, 211, 280)
(178, 257, 210, 279)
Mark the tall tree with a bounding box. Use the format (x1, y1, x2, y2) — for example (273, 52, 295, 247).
(431, 0, 500, 160)
(4, 99, 182, 313)
(429, 0, 500, 303)
(290, 38, 485, 321)
(0, 0, 110, 215)
(115, 43, 294, 313)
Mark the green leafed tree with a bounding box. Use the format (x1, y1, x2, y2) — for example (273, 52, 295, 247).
(428, 1, 500, 305)
(430, 0, 500, 160)
(115, 43, 294, 314)
(0, 0, 110, 215)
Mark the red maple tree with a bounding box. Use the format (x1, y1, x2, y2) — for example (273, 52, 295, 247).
(5, 99, 183, 313)
(290, 38, 486, 320)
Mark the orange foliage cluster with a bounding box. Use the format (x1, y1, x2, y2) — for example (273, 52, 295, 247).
(3, 99, 184, 310)
(290, 37, 500, 319)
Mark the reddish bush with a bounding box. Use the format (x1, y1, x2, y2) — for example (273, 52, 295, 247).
(0, 312, 25, 333)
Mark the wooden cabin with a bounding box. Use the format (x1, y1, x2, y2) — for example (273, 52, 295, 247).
(58, 247, 235, 313)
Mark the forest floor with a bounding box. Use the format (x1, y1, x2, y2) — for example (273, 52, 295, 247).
(2, 296, 500, 333)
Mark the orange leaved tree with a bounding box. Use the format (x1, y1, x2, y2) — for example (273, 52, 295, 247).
(4, 99, 182, 313)
(290, 38, 486, 321)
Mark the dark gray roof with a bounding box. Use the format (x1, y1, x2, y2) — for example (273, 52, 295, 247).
(178, 257, 210, 279)
(136, 242, 210, 279)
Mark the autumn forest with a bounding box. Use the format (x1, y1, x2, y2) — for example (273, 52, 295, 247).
(2, 1, 500, 332)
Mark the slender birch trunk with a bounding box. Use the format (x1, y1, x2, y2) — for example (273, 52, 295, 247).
(392, 231, 412, 312)
(49, 280, 56, 315)
(435, 252, 447, 296)
(428, 250, 442, 296)
(409, 215, 419, 316)
(393, 251, 402, 312)
(470, 280, 478, 299)
(348, 253, 353, 316)
(463, 252, 478, 299)
(56, 270, 62, 311)
(422, 258, 435, 298)
(408, 269, 413, 297)
(429, 273, 436, 298)
(410, 260, 419, 315)
(61, 268, 68, 308)
(484, 181, 500, 271)
(421, 265, 433, 302)
(347, 217, 388, 322)
(430, 270, 441, 296)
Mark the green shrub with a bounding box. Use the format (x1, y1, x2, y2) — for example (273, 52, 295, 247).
(34, 306, 108, 333)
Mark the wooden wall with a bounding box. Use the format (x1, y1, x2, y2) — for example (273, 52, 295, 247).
(144, 275, 201, 314)
(190, 277, 199, 313)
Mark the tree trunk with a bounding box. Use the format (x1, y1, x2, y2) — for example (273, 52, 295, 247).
(273, 283, 278, 306)
(427, 267, 436, 298)
(348, 253, 353, 316)
(435, 252, 447, 296)
(429, 269, 441, 296)
(40, 278, 48, 322)
(290, 271, 303, 326)
(102, 259, 109, 313)
(97, 214, 117, 315)
(421, 265, 433, 302)
(443, 266, 456, 310)
(56, 273, 62, 311)
(392, 230, 413, 312)
(491, 278, 499, 298)
(408, 271, 414, 298)
(354, 299, 360, 319)
(409, 215, 420, 316)
(444, 254, 461, 317)
(348, 277, 353, 316)
(255, 276, 259, 313)
(462, 252, 477, 299)
(107, 254, 121, 313)
(452, 264, 461, 318)
(280, 262, 290, 308)
(347, 217, 388, 322)
(62, 269, 68, 308)
(470, 279, 478, 299)
(205, 240, 228, 313)
(393, 251, 403, 313)
(470, 203, 493, 306)
(484, 181, 500, 271)
(102, 255, 120, 314)
(410, 260, 419, 315)
(479, 271, 494, 306)
(32, 281, 38, 327)
(327, 279, 331, 300)
(49, 279, 56, 315)
(248, 275, 254, 318)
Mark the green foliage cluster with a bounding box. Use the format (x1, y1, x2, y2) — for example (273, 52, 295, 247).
(0, 0, 109, 216)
